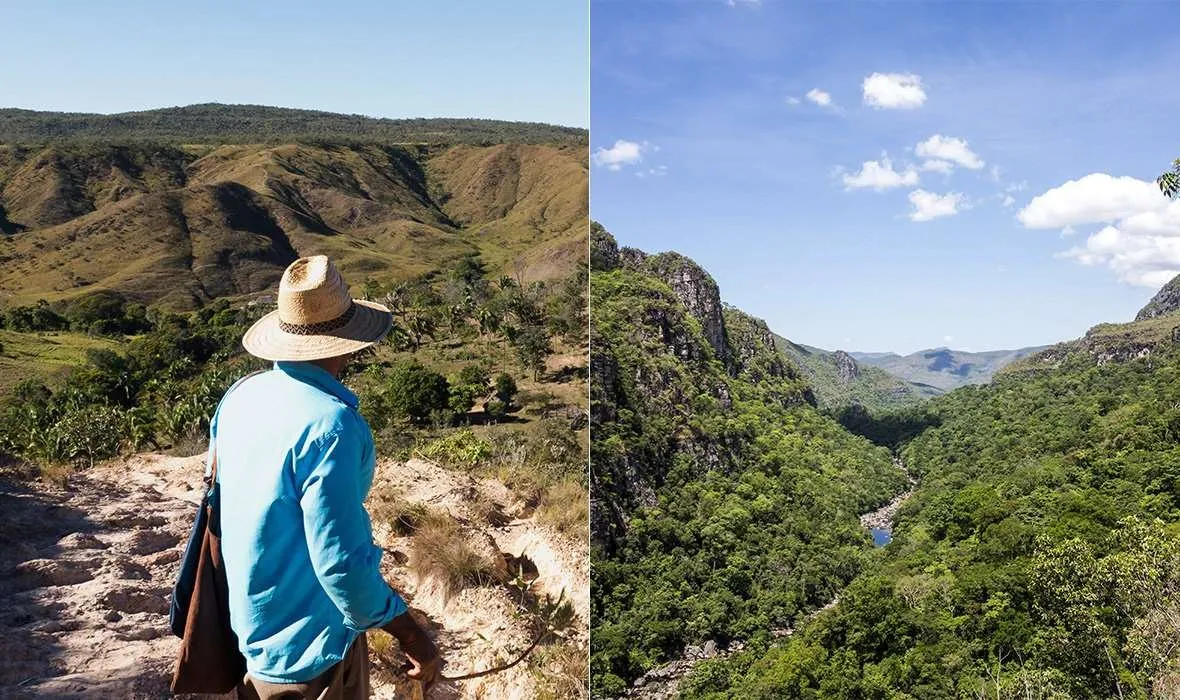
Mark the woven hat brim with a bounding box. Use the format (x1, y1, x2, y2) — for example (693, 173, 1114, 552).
(241, 300, 394, 362)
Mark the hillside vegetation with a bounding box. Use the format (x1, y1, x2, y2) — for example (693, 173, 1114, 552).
(0, 104, 586, 146)
(680, 282, 1180, 699)
(589, 225, 908, 696)
(775, 336, 940, 412)
(0, 139, 587, 309)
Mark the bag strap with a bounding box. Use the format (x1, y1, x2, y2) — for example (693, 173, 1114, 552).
(207, 369, 268, 487)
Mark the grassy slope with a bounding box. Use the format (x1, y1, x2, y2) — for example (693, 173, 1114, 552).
(0, 329, 119, 393)
(0, 141, 587, 309)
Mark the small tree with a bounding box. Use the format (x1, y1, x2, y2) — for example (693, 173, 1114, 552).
(508, 324, 551, 381)
(494, 372, 518, 406)
(447, 365, 490, 416)
(387, 359, 450, 424)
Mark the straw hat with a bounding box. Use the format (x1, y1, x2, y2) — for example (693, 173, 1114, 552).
(242, 255, 393, 361)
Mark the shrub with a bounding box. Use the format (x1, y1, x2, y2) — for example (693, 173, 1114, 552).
(386, 359, 449, 424)
(49, 404, 127, 468)
(447, 364, 490, 416)
(485, 399, 508, 419)
(420, 429, 493, 469)
(494, 372, 518, 406)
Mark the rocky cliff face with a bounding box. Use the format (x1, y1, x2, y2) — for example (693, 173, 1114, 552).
(590, 228, 813, 546)
(1136, 273, 1180, 321)
(833, 350, 860, 381)
(620, 251, 731, 370)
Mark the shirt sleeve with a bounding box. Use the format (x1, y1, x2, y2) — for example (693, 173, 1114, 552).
(299, 428, 407, 631)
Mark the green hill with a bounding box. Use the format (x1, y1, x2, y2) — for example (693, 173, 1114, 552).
(775, 335, 941, 411)
(0, 138, 587, 309)
(0, 103, 586, 146)
(589, 225, 908, 695)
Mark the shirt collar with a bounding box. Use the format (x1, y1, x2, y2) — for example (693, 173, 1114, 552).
(274, 361, 359, 409)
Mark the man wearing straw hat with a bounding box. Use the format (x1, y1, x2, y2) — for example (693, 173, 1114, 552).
(211, 255, 440, 698)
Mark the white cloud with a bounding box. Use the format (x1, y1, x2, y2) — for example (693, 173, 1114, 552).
(943, 335, 955, 343)
(1024, 173, 1180, 287)
(1064, 203, 1180, 287)
(915, 134, 984, 170)
(1006, 181, 1028, 193)
(785, 96, 801, 105)
(908, 189, 966, 221)
(1002, 194, 1016, 208)
(592, 140, 648, 171)
(727, 0, 760, 6)
(921, 159, 955, 174)
(1017, 173, 1169, 228)
(863, 72, 927, 109)
(842, 156, 919, 191)
(990, 165, 1003, 183)
(636, 165, 668, 178)
(805, 88, 833, 107)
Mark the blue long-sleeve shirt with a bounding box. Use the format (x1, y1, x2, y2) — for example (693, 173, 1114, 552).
(211, 361, 407, 683)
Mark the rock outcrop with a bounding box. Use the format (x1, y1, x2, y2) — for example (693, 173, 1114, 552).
(1136, 272, 1180, 321)
(833, 350, 859, 381)
(632, 252, 731, 369)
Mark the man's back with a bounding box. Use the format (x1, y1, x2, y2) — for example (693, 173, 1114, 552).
(214, 361, 403, 683)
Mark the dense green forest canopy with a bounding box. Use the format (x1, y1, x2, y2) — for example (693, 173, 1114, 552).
(683, 347, 1180, 699)
(590, 252, 909, 696)
(0, 103, 587, 146)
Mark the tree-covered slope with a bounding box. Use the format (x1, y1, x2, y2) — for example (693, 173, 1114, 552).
(684, 316, 1180, 698)
(0, 103, 586, 146)
(589, 225, 908, 696)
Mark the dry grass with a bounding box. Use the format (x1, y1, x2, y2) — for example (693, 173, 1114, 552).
(536, 481, 588, 537)
(408, 517, 504, 599)
(369, 486, 450, 536)
(531, 641, 589, 700)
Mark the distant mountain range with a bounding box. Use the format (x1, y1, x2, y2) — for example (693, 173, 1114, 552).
(773, 335, 942, 412)
(850, 346, 1051, 391)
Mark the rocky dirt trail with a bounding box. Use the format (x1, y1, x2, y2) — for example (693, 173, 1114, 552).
(0, 453, 587, 699)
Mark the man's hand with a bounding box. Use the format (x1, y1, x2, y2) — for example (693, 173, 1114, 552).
(382, 610, 442, 686)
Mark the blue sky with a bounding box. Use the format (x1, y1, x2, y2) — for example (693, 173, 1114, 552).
(592, 0, 1180, 354)
(0, 1, 587, 127)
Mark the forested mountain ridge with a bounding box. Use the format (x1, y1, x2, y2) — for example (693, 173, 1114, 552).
(679, 287, 1180, 698)
(0, 139, 587, 309)
(589, 223, 910, 696)
(0, 103, 586, 146)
